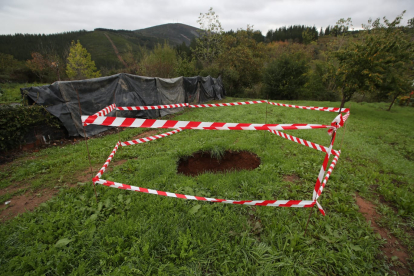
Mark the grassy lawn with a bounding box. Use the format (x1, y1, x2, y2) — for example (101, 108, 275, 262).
(0, 98, 413, 275)
(0, 83, 48, 104)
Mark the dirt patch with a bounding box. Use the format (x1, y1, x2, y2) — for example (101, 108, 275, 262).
(283, 174, 301, 183)
(77, 159, 130, 183)
(0, 182, 31, 197)
(177, 150, 260, 177)
(0, 158, 131, 222)
(131, 129, 161, 140)
(356, 195, 411, 275)
(0, 189, 58, 222)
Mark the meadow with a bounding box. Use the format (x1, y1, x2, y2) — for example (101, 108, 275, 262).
(0, 98, 413, 275)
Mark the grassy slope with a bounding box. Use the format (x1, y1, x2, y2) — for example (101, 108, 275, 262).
(0, 99, 413, 275)
(0, 83, 48, 104)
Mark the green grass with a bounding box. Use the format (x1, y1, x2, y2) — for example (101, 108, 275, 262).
(0, 99, 413, 275)
(0, 83, 48, 104)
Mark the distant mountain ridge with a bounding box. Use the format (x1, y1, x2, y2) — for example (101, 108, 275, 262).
(0, 23, 200, 69)
(134, 23, 200, 46)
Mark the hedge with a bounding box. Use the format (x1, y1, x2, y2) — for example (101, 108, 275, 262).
(0, 104, 61, 151)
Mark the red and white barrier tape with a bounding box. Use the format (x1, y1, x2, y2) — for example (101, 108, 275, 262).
(117, 103, 188, 111)
(93, 103, 116, 117)
(312, 131, 337, 215)
(90, 101, 349, 117)
(82, 115, 331, 131)
(268, 130, 339, 156)
(96, 141, 121, 179)
(267, 101, 349, 113)
(188, 100, 267, 108)
(93, 178, 315, 208)
(316, 151, 341, 200)
(84, 101, 350, 216)
(121, 128, 183, 147)
(343, 111, 350, 123)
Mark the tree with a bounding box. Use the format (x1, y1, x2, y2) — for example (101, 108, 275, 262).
(0, 53, 21, 76)
(215, 27, 265, 94)
(304, 59, 339, 101)
(66, 40, 101, 80)
(302, 27, 318, 44)
(263, 53, 309, 100)
(137, 42, 178, 78)
(324, 26, 331, 36)
(333, 11, 413, 109)
(193, 7, 224, 65)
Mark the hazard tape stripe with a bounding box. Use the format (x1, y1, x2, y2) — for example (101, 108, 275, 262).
(121, 129, 183, 147)
(94, 178, 315, 208)
(89, 102, 348, 116)
(343, 111, 350, 123)
(267, 102, 349, 113)
(96, 141, 121, 178)
(268, 130, 339, 156)
(117, 103, 188, 111)
(188, 100, 267, 108)
(93, 103, 116, 117)
(316, 151, 341, 199)
(82, 115, 331, 130)
(313, 131, 337, 202)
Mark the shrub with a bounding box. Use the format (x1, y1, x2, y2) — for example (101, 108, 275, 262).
(263, 53, 308, 100)
(0, 105, 60, 151)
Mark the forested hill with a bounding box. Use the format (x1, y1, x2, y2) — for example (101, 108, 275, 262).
(134, 23, 200, 46)
(0, 23, 200, 69)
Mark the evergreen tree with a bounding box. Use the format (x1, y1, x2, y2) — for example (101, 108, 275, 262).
(324, 26, 331, 36)
(66, 40, 101, 80)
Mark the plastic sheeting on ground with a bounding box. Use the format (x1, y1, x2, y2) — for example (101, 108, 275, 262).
(21, 74, 225, 137)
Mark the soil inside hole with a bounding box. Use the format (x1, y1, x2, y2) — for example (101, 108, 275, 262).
(177, 150, 261, 176)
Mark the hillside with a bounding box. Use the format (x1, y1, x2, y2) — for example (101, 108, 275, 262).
(0, 23, 200, 70)
(79, 29, 163, 69)
(134, 23, 200, 46)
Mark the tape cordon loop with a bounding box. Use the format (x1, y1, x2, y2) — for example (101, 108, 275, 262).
(328, 113, 344, 136)
(81, 100, 350, 216)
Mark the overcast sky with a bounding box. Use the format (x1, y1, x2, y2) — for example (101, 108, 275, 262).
(0, 0, 413, 35)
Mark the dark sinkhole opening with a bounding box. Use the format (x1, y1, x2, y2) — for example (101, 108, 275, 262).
(177, 150, 261, 177)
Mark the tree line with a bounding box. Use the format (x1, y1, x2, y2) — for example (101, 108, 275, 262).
(266, 25, 319, 44)
(1, 8, 413, 111)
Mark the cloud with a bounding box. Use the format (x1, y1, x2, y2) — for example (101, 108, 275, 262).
(0, 0, 412, 35)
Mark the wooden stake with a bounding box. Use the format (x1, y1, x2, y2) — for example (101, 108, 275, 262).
(75, 89, 98, 202)
(304, 206, 314, 237)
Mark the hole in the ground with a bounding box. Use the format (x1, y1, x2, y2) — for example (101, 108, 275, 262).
(177, 150, 261, 177)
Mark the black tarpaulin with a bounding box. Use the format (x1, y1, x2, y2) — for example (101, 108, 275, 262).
(22, 73, 225, 137)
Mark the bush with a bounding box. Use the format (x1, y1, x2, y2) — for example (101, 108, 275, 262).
(397, 95, 413, 106)
(303, 60, 339, 101)
(242, 83, 264, 99)
(263, 53, 308, 100)
(0, 105, 60, 151)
